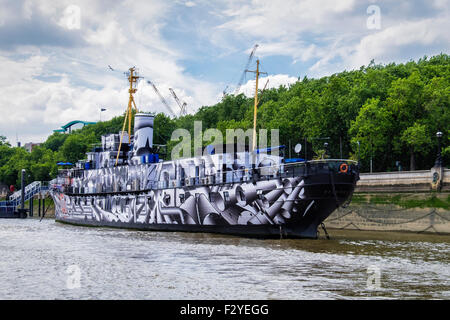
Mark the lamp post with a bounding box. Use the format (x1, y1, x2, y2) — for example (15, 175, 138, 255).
(323, 142, 329, 159)
(305, 136, 330, 160)
(435, 131, 443, 167)
(99, 107, 106, 122)
(357, 141, 360, 163)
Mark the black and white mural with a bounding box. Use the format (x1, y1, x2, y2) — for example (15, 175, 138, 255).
(51, 112, 358, 236)
(51, 157, 316, 227)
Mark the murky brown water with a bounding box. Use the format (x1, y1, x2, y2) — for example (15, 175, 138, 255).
(0, 218, 449, 299)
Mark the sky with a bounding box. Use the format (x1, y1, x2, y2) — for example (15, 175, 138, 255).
(0, 0, 449, 144)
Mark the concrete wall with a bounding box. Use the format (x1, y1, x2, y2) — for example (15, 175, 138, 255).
(325, 202, 450, 234)
(325, 167, 450, 234)
(355, 168, 449, 192)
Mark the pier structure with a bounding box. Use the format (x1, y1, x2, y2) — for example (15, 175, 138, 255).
(0, 170, 51, 218)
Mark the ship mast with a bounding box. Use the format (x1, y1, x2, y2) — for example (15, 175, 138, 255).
(115, 67, 140, 166)
(246, 59, 267, 152)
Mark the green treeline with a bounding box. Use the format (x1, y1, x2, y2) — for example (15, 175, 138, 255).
(0, 54, 449, 188)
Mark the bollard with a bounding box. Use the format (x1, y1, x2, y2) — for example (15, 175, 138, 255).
(17, 169, 27, 218)
(21, 169, 25, 211)
(29, 196, 33, 217)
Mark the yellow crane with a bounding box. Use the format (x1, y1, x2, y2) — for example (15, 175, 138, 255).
(246, 59, 267, 152)
(115, 67, 141, 166)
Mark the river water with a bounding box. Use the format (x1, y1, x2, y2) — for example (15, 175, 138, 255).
(0, 218, 449, 300)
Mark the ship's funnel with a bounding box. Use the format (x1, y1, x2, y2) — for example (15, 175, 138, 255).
(133, 113, 154, 156)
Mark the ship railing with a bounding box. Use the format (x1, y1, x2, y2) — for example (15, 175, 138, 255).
(153, 159, 357, 190)
(1, 180, 52, 210)
(9, 181, 42, 203)
(63, 159, 357, 194)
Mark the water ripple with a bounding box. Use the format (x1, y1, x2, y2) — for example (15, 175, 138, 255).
(0, 219, 449, 299)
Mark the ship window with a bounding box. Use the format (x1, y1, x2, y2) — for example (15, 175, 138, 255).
(164, 193, 171, 206)
(257, 189, 263, 200)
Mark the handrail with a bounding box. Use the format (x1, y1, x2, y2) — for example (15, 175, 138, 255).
(1, 181, 49, 209)
(53, 159, 358, 194)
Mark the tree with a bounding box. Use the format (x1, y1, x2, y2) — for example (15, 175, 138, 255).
(349, 98, 394, 171)
(401, 123, 432, 170)
(0, 135, 10, 146)
(386, 71, 425, 158)
(60, 134, 95, 164)
(42, 132, 68, 151)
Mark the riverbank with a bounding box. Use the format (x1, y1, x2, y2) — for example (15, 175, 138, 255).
(325, 192, 450, 234)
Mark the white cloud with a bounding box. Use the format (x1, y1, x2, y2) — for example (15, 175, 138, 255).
(0, 0, 221, 143)
(239, 74, 298, 97)
(308, 16, 450, 76)
(185, 1, 196, 7)
(0, 0, 449, 144)
(217, 0, 357, 39)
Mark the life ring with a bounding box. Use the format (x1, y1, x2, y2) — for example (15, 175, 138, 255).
(339, 163, 348, 173)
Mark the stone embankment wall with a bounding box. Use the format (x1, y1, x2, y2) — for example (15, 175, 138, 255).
(325, 168, 450, 234)
(355, 168, 449, 192)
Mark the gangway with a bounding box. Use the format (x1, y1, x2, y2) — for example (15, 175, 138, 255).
(0, 181, 50, 218)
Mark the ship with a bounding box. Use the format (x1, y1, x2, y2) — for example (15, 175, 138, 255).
(50, 64, 359, 239)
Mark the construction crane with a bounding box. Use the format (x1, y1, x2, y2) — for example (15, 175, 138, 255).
(108, 66, 178, 117)
(169, 88, 188, 116)
(147, 80, 177, 117)
(222, 85, 229, 99)
(233, 44, 259, 95)
(114, 67, 141, 166)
